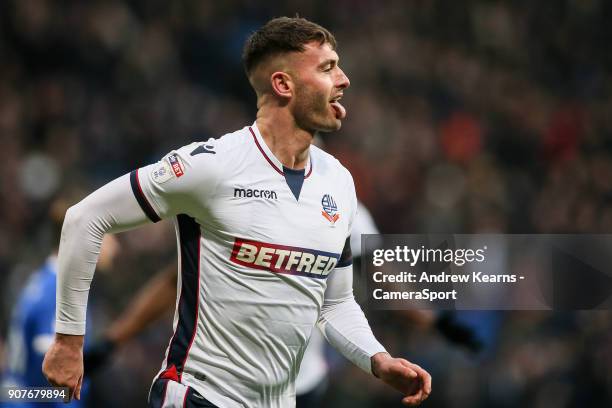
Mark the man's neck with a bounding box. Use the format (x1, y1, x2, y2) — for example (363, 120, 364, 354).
(256, 107, 313, 170)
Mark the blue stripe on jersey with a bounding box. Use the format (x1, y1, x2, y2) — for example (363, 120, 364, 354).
(148, 378, 169, 408)
(165, 214, 200, 379)
(337, 237, 353, 268)
(130, 170, 161, 223)
(283, 166, 305, 201)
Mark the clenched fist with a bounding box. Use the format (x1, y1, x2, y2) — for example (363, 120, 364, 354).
(42, 334, 85, 402)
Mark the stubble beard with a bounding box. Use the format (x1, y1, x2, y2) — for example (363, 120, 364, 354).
(293, 84, 340, 134)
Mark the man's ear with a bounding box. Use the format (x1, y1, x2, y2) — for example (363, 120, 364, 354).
(270, 71, 293, 99)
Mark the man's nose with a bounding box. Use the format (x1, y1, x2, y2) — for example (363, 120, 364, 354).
(337, 68, 350, 89)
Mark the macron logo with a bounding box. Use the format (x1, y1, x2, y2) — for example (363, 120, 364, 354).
(234, 188, 278, 200)
(230, 238, 340, 279)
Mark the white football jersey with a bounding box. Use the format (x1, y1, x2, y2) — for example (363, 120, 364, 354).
(133, 123, 357, 407)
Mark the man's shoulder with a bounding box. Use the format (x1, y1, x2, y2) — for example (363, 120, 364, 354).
(179, 126, 252, 159)
(311, 144, 353, 183)
(161, 127, 253, 181)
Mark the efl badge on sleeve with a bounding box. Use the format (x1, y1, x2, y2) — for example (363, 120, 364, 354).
(321, 194, 340, 224)
(151, 160, 173, 184)
(167, 153, 184, 178)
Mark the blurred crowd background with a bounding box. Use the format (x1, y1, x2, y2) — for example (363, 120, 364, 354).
(1, 1, 611, 407)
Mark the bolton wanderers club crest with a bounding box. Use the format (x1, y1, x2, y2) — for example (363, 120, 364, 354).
(321, 194, 340, 224)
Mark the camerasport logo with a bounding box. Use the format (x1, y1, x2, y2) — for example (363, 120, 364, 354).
(321, 194, 340, 224)
(230, 238, 340, 279)
(168, 154, 184, 177)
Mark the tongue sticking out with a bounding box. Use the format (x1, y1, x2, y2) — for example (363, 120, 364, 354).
(330, 101, 346, 119)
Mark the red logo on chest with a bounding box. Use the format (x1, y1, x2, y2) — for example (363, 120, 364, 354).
(230, 238, 340, 279)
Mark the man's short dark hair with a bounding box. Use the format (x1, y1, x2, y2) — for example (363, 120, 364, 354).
(242, 17, 337, 75)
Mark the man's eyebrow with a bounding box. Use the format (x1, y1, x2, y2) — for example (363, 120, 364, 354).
(318, 58, 338, 68)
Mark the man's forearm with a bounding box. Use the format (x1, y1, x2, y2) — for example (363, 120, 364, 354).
(318, 294, 386, 374)
(319, 262, 386, 374)
(56, 174, 151, 335)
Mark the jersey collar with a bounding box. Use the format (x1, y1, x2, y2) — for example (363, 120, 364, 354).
(249, 122, 313, 178)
